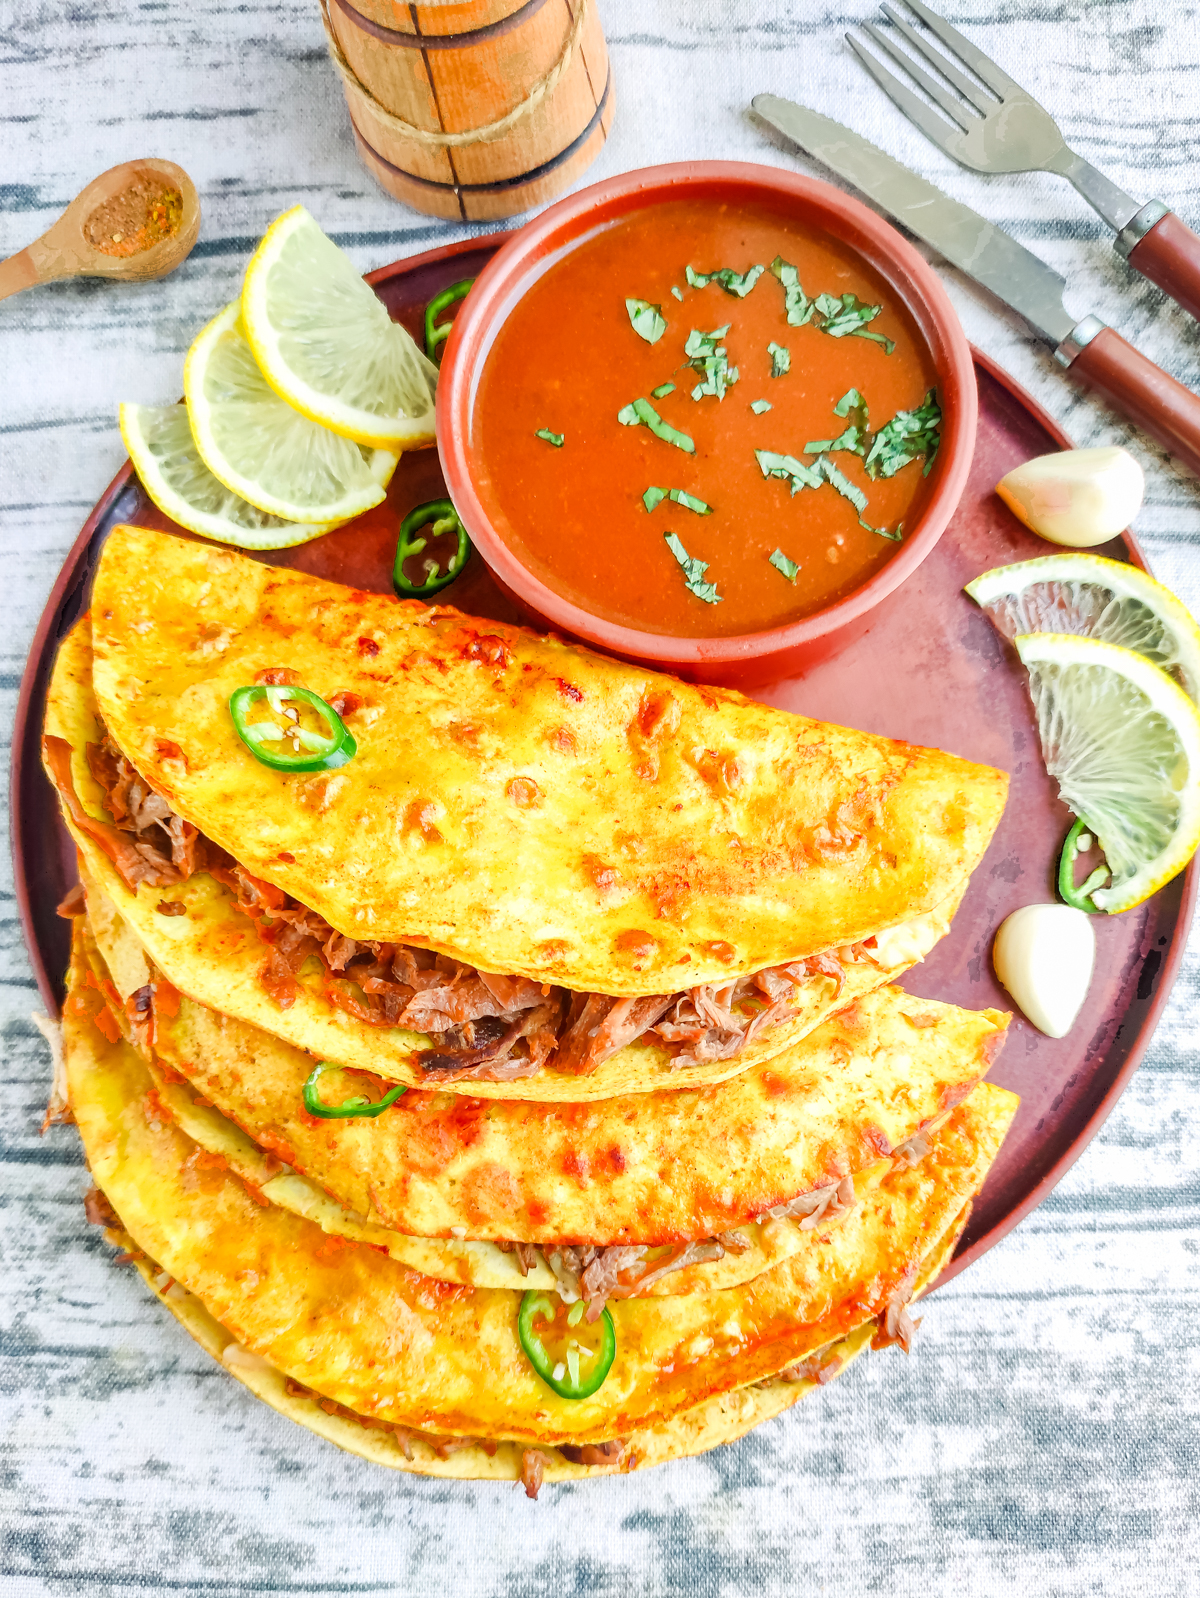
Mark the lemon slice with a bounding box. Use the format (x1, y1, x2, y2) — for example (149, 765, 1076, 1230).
(1014, 632, 1200, 912)
(241, 206, 438, 450)
(184, 301, 398, 521)
(120, 403, 340, 550)
(967, 554, 1200, 701)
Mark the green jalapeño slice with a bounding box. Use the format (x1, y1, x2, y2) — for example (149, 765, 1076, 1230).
(1057, 816, 1109, 914)
(302, 1061, 407, 1119)
(424, 278, 474, 364)
(393, 499, 471, 598)
(517, 1290, 616, 1400)
(229, 684, 356, 772)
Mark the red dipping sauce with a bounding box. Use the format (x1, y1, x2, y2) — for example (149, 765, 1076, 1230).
(470, 197, 940, 639)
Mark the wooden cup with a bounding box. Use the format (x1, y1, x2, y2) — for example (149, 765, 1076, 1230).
(321, 0, 614, 221)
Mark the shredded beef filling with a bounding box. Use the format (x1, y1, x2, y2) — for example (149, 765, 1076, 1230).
(754, 1174, 858, 1230)
(70, 730, 888, 1082)
(520, 1448, 553, 1499)
(775, 1350, 845, 1386)
(890, 1127, 935, 1169)
(871, 1264, 922, 1354)
(559, 1439, 627, 1467)
(83, 736, 214, 882)
(543, 1235, 754, 1322)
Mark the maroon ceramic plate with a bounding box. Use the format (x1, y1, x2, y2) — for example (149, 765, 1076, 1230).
(12, 233, 1195, 1288)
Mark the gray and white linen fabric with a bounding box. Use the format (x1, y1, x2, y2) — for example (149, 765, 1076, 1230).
(1, 3, 1198, 1593)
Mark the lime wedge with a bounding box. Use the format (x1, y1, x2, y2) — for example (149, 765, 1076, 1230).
(120, 403, 340, 549)
(241, 206, 438, 450)
(967, 553, 1200, 701)
(183, 301, 398, 522)
(1014, 632, 1200, 913)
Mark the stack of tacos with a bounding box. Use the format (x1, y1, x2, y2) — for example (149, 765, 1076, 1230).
(43, 525, 1017, 1493)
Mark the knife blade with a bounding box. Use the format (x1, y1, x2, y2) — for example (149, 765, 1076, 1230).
(751, 94, 1200, 479)
(753, 96, 1075, 345)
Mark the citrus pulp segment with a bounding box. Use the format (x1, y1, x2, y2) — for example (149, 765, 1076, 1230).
(183, 302, 398, 522)
(120, 403, 340, 550)
(1014, 632, 1200, 913)
(968, 554, 1200, 702)
(241, 206, 438, 450)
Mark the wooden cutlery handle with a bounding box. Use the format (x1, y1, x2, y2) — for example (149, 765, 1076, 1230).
(1127, 211, 1200, 324)
(1069, 327, 1200, 479)
(0, 248, 42, 303)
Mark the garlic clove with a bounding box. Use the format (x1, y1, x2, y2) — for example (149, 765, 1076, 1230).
(992, 903, 1096, 1039)
(996, 446, 1144, 548)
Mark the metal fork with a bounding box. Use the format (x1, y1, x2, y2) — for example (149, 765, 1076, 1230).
(849, 0, 1200, 325)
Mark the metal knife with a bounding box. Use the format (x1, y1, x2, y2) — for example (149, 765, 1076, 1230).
(752, 94, 1200, 480)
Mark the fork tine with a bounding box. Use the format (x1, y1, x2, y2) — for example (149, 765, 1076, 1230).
(863, 22, 981, 132)
(896, 0, 1024, 99)
(846, 35, 967, 157)
(880, 3, 996, 114)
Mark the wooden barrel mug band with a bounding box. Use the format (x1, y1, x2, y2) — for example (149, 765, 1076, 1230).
(319, 0, 589, 147)
(330, 0, 552, 50)
(352, 64, 611, 195)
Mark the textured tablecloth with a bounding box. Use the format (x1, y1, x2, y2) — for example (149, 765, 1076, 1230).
(3, 2, 1199, 1592)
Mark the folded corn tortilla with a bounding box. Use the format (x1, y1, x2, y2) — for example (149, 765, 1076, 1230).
(117, 1245, 898, 1486)
(81, 889, 1009, 1252)
(48, 595, 976, 1098)
(85, 526, 1008, 990)
(64, 928, 1018, 1449)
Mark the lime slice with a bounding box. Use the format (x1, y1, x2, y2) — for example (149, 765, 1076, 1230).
(120, 403, 340, 550)
(967, 553, 1200, 701)
(241, 206, 438, 450)
(1014, 632, 1200, 913)
(184, 302, 398, 521)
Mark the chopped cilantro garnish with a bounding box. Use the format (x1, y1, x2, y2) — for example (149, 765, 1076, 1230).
(684, 326, 730, 357)
(769, 257, 814, 326)
(806, 386, 940, 484)
(769, 548, 800, 582)
(664, 532, 721, 604)
(864, 390, 942, 478)
(836, 387, 868, 420)
(651, 381, 676, 399)
(768, 342, 790, 378)
(809, 387, 871, 453)
(535, 428, 564, 447)
(644, 487, 712, 515)
(671, 285, 683, 301)
(685, 326, 738, 401)
(624, 397, 695, 453)
(756, 383, 933, 533)
(860, 517, 905, 541)
(755, 449, 822, 493)
(757, 448, 868, 508)
(805, 424, 862, 454)
(817, 455, 868, 514)
(625, 298, 667, 345)
(769, 260, 894, 350)
(685, 263, 765, 298)
(750, 399, 772, 415)
(812, 292, 895, 352)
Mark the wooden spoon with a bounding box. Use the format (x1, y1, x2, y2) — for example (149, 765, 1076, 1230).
(0, 158, 200, 302)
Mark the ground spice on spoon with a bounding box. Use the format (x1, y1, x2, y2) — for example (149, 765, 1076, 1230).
(84, 177, 183, 258)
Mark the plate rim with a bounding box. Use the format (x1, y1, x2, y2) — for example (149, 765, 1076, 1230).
(11, 230, 1195, 1291)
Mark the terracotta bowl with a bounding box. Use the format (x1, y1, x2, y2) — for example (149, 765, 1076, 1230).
(437, 161, 978, 686)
